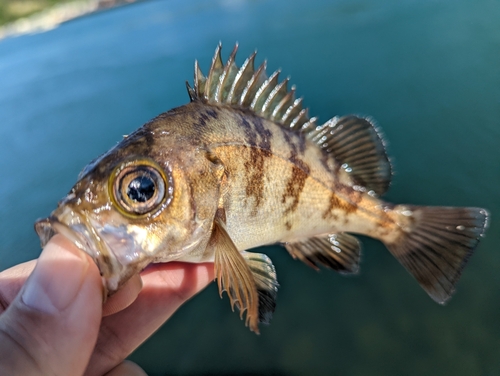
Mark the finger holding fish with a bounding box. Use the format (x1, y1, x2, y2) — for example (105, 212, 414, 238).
(0, 237, 214, 375)
(0, 237, 141, 317)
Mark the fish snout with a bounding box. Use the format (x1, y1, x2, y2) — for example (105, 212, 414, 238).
(35, 208, 150, 294)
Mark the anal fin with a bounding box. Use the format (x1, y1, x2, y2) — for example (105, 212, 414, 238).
(284, 233, 361, 274)
(211, 218, 260, 333)
(242, 252, 279, 325)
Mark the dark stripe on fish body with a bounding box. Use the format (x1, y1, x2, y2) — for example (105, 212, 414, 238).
(280, 126, 292, 146)
(206, 108, 219, 119)
(198, 112, 209, 127)
(252, 117, 273, 151)
(282, 161, 309, 215)
(297, 131, 307, 154)
(279, 125, 307, 160)
(244, 146, 272, 215)
(281, 165, 309, 214)
(239, 114, 274, 215)
(322, 190, 358, 219)
(280, 126, 298, 158)
(280, 128, 311, 216)
(240, 115, 255, 145)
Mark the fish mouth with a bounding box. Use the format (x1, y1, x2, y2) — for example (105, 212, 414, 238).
(35, 210, 143, 293)
(35, 216, 94, 254)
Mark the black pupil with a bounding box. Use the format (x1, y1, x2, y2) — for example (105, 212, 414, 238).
(127, 175, 155, 203)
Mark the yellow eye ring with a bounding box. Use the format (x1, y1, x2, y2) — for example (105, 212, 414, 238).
(109, 159, 168, 217)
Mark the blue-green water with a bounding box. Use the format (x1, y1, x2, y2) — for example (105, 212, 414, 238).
(1, 0, 499, 374)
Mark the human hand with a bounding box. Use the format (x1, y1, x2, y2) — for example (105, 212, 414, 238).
(0, 235, 214, 375)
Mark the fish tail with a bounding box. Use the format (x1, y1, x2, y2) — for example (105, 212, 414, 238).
(384, 205, 488, 304)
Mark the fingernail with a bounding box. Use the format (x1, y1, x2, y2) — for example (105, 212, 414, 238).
(22, 235, 90, 314)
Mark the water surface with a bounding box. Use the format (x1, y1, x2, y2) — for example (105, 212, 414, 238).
(1, 0, 499, 374)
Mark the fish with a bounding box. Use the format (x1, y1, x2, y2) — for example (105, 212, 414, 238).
(35, 44, 489, 333)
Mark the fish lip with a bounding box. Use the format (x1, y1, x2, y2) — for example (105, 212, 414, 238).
(35, 217, 58, 247)
(35, 215, 89, 252)
(34, 213, 126, 293)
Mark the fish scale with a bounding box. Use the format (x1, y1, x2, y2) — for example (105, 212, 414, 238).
(35, 44, 489, 334)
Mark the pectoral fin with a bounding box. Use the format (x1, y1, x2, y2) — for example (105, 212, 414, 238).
(284, 233, 361, 274)
(211, 218, 260, 333)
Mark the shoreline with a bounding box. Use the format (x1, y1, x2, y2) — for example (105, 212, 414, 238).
(0, 0, 140, 41)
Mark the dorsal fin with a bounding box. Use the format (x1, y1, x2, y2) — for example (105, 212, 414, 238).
(308, 116, 392, 196)
(188, 44, 392, 195)
(188, 43, 314, 132)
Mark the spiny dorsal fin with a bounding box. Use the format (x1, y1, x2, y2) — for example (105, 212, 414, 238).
(189, 43, 313, 132)
(188, 45, 392, 195)
(284, 233, 361, 274)
(307, 116, 392, 196)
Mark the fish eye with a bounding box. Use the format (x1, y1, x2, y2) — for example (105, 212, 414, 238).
(112, 162, 166, 215)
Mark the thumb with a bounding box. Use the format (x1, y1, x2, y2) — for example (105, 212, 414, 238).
(0, 235, 103, 376)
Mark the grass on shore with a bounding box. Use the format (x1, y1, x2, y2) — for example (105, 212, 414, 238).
(0, 0, 73, 26)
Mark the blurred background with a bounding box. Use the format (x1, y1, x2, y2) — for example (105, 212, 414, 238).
(1, 0, 499, 375)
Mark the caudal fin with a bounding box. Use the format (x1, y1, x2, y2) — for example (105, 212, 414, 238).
(385, 205, 488, 304)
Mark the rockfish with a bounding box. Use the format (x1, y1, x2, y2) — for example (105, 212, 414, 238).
(35, 45, 489, 333)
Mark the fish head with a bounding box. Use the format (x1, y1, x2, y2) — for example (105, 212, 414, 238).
(35, 119, 222, 293)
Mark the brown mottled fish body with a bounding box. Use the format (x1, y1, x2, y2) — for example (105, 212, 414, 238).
(35, 45, 489, 334)
(163, 102, 391, 253)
